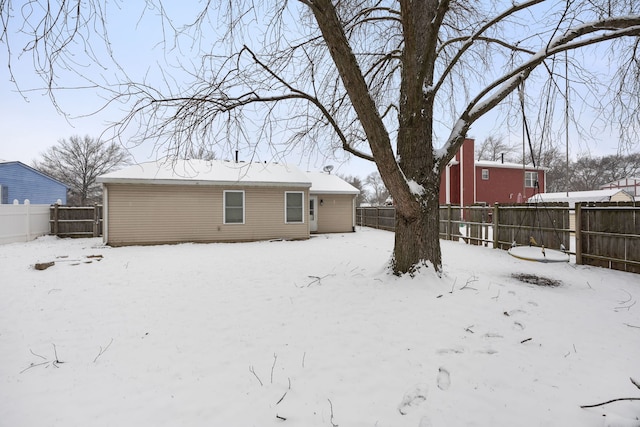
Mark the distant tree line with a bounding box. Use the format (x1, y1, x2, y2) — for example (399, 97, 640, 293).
(546, 152, 640, 192)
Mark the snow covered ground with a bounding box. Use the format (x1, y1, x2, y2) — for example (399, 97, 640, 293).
(1, 228, 638, 426)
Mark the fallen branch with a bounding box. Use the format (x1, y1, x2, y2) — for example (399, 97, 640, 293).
(615, 300, 636, 311)
(20, 360, 49, 374)
(249, 365, 263, 386)
(449, 277, 457, 293)
(51, 343, 64, 368)
(580, 397, 640, 408)
(328, 398, 338, 427)
(460, 276, 478, 291)
(20, 344, 64, 373)
(271, 353, 278, 384)
(520, 338, 532, 344)
(276, 391, 287, 405)
(581, 378, 640, 408)
(306, 274, 334, 287)
(93, 338, 114, 363)
(30, 349, 46, 360)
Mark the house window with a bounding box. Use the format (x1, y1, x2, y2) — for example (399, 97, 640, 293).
(0, 185, 7, 204)
(481, 169, 489, 180)
(224, 190, 244, 224)
(525, 171, 538, 188)
(285, 192, 304, 223)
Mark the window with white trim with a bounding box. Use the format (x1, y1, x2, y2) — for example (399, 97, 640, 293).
(224, 190, 244, 224)
(285, 192, 304, 223)
(525, 171, 538, 188)
(481, 169, 489, 180)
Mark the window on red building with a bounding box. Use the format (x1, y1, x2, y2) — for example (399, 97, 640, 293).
(481, 169, 489, 180)
(525, 171, 538, 188)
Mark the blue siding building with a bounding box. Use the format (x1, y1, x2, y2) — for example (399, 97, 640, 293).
(0, 161, 67, 205)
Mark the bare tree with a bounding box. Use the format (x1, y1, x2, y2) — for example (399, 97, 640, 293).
(33, 135, 131, 205)
(476, 136, 515, 162)
(544, 152, 640, 192)
(569, 153, 640, 191)
(2, 1, 639, 274)
(365, 172, 391, 206)
(339, 174, 367, 206)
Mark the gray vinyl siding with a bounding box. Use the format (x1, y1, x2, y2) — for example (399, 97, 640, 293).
(315, 194, 356, 233)
(104, 184, 309, 245)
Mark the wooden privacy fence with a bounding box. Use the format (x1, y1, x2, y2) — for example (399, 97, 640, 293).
(50, 204, 103, 238)
(493, 203, 571, 252)
(576, 202, 640, 274)
(357, 206, 396, 231)
(356, 202, 640, 274)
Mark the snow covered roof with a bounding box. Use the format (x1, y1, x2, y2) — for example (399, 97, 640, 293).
(306, 172, 360, 195)
(528, 189, 634, 207)
(600, 177, 640, 187)
(475, 160, 547, 171)
(97, 159, 312, 188)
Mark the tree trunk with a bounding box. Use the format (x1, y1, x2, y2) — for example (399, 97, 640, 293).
(391, 172, 442, 275)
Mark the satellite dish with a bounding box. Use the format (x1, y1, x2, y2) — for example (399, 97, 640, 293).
(323, 165, 334, 174)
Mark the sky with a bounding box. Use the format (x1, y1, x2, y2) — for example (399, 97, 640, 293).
(0, 2, 634, 179)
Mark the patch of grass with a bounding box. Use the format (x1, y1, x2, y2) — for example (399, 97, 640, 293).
(511, 273, 561, 287)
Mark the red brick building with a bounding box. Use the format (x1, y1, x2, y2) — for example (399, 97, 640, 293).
(439, 138, 546, 206)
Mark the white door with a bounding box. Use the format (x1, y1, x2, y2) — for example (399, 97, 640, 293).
(309, 196, 318, 232)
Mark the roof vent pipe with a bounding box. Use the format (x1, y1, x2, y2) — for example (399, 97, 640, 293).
(501, 153, 504, 164)
(235, 150, 239, 163)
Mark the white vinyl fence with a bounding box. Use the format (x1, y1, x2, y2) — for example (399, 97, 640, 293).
(0, 201, 51, 244)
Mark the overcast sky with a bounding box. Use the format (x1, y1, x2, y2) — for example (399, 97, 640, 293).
(0, 2, 631, 179)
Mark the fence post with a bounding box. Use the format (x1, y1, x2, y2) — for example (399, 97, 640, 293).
(575, 203, 582, 265)
(24, 199, 31, 241)
(446, 204, 452, 241)
(93, 203, 99, 237)
(493, 203, 499, 249)
(53, 203, 59, 236)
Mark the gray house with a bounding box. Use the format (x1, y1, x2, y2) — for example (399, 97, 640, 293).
(0, 161, 67, 205)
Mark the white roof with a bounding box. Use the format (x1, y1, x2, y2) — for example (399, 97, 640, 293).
(97, 159, 360, 195)
(529, 189, 633, 207)
(306, 172, 360, 195)
(475, 160, 547, 170)
(97, 159, 312, 188)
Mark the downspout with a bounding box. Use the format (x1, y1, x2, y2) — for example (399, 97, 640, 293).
(445, 165, 451, 205)
(102, 184, 108, 244)
(460, 146, 464, 207)
(352, 195, 356, 232)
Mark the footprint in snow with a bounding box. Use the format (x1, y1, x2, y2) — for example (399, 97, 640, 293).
(437, 367, 451, 391)
(436, 345, 465, 354)
(397, 383, 428, 415)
